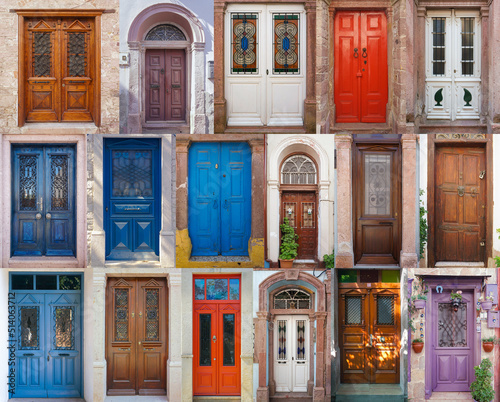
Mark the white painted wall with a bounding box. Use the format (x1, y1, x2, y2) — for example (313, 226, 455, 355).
(493, 137, 500, 256)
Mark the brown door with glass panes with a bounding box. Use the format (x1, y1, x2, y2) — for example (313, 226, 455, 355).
(340, 285, 400, 384)
(23, 16, 96, 122)
(435, 146, 486, 262)
(282, 192, 317, 260)
(354, 143, 401, 265)
(106, 278, 167, 396)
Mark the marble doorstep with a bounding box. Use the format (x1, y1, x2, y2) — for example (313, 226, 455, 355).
(336, 384, 403, 395)
(428, 392, 474, 401)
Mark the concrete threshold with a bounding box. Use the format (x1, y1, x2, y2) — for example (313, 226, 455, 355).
(335, 384, 405, 402)
(435, 262, 485, 268)
(190, 256, 251, 262)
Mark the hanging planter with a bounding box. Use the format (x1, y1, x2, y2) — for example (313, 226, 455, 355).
(479, 292, 495, 311)
(413, 298, 426, 310)
(412, 339, 424, 353)
(450, 290, 463, 312)
(482, 339, 495, 353)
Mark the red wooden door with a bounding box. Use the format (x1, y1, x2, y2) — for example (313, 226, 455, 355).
(334, 11, 388, 123)
(193, 276, 241, 396)
(435, 146, 486, 262)
(282, 192, 317, 260)
(146, 49, 186, 122)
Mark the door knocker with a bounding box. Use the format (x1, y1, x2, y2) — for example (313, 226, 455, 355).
(458, 186, 465, 197)
(479, 170, 486, 180)
(362, 48, 367, 58)
(354, 48, 359, 58)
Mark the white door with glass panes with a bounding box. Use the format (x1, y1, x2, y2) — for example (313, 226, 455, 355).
(274, 315, 309, 393)
(225, 5, 306, 126)
(425, 10, 480, 120)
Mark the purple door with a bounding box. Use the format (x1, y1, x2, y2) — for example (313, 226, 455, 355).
(432, 290, 475, 392)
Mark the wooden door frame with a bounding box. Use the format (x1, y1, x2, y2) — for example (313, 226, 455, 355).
(427, 134, 493, 268)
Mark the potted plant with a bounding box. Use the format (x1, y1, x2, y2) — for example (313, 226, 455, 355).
(279, 217, 299, 268)
(323, 251, 335, 269)
(480, 293, 495, 311)
(470, 358, 495, 402)
(411, 277, 428, 309)
(450, 290, 463, 312)
(482, 336, 496, 353)
(413, 294, 427, 310)
(412, 338, 424, 353)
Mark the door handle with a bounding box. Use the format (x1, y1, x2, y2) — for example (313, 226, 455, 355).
(47, 355, 50, 362)
(46, 213, 52, 219)
(36, 213, 42, 220)
(223, 200, 229, 210)
(458, 186, 465, 197)
(213, 199, 218, 209)
(354, 48, 359, 58)
(362, 48, 367, 58)
(213, 335, 217, 343)
(172, 84, 181, 88)
(58, 353, 70, 356)
(23, 353, 34, 356)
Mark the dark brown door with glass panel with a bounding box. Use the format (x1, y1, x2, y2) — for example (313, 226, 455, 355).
(354, 143, 401, 265)
(106, 277, 167, 396)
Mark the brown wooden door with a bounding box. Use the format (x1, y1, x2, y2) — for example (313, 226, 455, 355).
(24, 17, 94, 122)
(354, 144, 401, 265)
(106, 278, 167, 396)
(435, 146, 486, 262)
(146, 49, 186, 122)
(282, 191, 317, 260)
(340, 288, 400, 384)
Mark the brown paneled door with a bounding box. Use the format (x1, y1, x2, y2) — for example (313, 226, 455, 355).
(106, 278, 167, 396)
(146, 49, 186, 122)
(354, 144, 401, 265)
(340, 288, 400, 384)
(282, 192, 317, 260)
(435, 146, 486, 262)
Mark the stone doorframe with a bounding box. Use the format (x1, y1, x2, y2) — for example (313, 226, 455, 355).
(89, 134, 175, 268)
(421, 275, 483, 400)
(214, 0, 317, 133)
(0, 134, 87, 268)
(126, 3, 206, 134)
(427, 134, 493, 268)
(335, 134, 418, 268)
(256, 270, 331, 401)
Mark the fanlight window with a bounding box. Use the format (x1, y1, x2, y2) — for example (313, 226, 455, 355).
(281, 155, 317, 185)
(145, 24, 187, 41)
(274, 288, 311, 309)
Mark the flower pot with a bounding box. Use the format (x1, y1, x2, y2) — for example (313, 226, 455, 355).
(279, 258, 294, 268)
(483, 342, 494, 353)
(412, 342, 424, 354)
(414, 299, 426, 309)
(481, 301, 493, 311)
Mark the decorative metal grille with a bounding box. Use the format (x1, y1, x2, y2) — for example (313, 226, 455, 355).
(273, 14, 299, 74)
(50, 155, 69, 210)
(438, 302, 467, 347)
(283, 202, 297, 227)
(231, 13, 258, 73)
(33, 32, 52, 77)
(112, 150, 153, 197)
(145, 289, 159, 341)
(281, 155, 317, 184)
(114, 289, 129, 342)
(19, 307, 40, 349)
(278, 319, 287, 359)
(302, 202, 315, 228)
(461, 18, 474, 76)
(274, 289, 311, 310)
(145, 24, 186, 41)
(68, 32, 87, 77)
(364, 154, 391, 216)
(377, 296, 395, 325)
(345, 296, 362, 325)
(432, 18, 446, 76)
(296, 320, 306, 360)
(19, 155, 38, 211)
(54, 307, 74, 349)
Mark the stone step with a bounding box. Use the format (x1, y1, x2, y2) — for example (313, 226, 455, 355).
(224, 126, 306, 134)
(335, 396, 405, 402)
(270, 393, 312, 402)
(331, 123, 392, 134)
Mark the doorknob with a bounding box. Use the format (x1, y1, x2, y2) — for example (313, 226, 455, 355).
(36, 213, 42, 220)
(46, 213, 52, 219)
(354, 48, 359, 58)
(213, 335, 217, 343)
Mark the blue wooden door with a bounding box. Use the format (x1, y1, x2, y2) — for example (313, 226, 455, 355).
(105, 139, 161, 260)
(189, 143, 251, 256)
(12, 146, 76, 256)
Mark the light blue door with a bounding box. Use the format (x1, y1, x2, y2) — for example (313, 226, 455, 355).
(188, 143, 251, 256)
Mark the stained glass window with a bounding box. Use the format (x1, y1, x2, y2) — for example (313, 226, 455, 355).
(55, 307, 74, 349)
(345, 296, 362, 325)
(112, 150, 153, 197)
(223, 314, 235, 366)
(145, 289, 159, 341)
(274, 289, 311, 310)
(20, 307, 39, 349)
(33, 31, 52, 77)
(277, 320, 287, 359)
(206, 279, 228, 300)
(364, 153, 391, 216)
(296, 320, 306, 360)
(199, 314, 211, 366)
(114, 289, 129, 342)
(302, 202, 315, 228)
(145, 24, 186, 41)
(231, 13, 258, 73)
(432, 18, 446, 76)
(19, 155, 38, 211)
(281, 155, 317, 184)
(195, 279, 205, 300)
(273, 14, 299, 74)
(68, 32, 86, 77)
(438, 303, 467, 347)
(377, 296, 395, 325)
(229, 279, 240, 300)
(50, 155, 69, 210)
(461, 18, 474, 76)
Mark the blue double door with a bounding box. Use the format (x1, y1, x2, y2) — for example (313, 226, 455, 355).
(12, 146, 75, 256)
(105, 139, 161, 260)
(188, 142, 251, 256)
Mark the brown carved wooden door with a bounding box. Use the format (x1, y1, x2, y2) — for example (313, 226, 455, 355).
(146, 49, 186, 122)
(282, 192, 317, 260)
(354, 144, 401, 265)
(340, 287, 400, 384)
(106, 278, 167, 396)
(435, 146, 486, 262)
(24, 16, 95, 122)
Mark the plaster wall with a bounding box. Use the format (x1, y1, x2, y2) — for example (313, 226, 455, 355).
(493, 138, 500, 257)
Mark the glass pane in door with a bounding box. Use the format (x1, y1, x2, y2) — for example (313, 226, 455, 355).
(377, 296, 395, 325)
(112, 150, 153, 197)
(223, 314, 235, 366)
(50, 155, 69, 210)
(200, 314, 211, 366)
(296, 320, 306, 360)
(278, 319, 287, 360)
(54, 307, 74, 349)
(345, 296, 362, 325)
(114, 289, 129, 342)
(438, 303, 467, 347)
(432, 18, 446, 76)
(364, 154, 391, 216)
(20, 307, 39, 349)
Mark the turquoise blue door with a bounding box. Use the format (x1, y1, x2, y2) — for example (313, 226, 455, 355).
(11, 274, 82, 398)
(188, 142, 251, 256)
(104, 139, 161, 260)
(12, 146, 76, 256)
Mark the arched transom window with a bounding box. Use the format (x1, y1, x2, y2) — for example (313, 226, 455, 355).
(145, 24, 187, 41)
(274, 288, 311, 309)
(281, 155, 317, 184)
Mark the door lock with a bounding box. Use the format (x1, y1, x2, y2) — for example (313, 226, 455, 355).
(213, 335, 217, 343)
(480, 241, 486, 247)
(47, 355, 50, 362)
(380, 336, 386, 343)
(139, 312, 142, 317)
(160, 68, 165, 74)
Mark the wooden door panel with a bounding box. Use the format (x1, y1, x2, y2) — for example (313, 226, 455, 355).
(194, 306, 217, 395)
(146, 50, 165, 121)
(167, 50, 185, 121)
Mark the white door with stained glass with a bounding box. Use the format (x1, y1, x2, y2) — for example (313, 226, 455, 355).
(425, 10, 481, 120)
(274, 315, 309, 393)
(225, 4, 306, 126)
